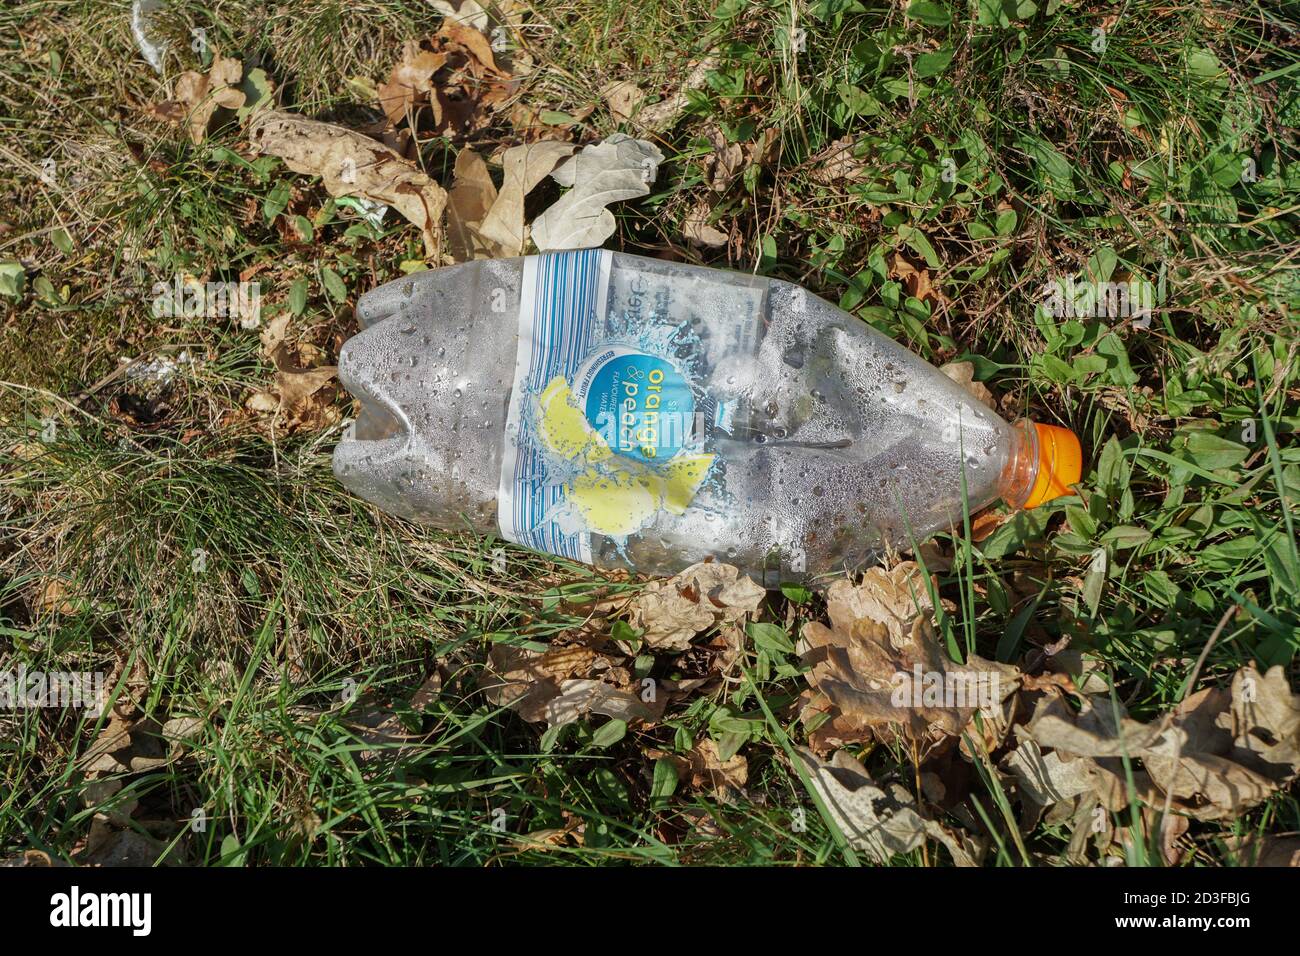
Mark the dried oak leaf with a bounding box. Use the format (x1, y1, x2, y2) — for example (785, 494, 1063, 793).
(271, 366, 341, 430)
(0, 850, 60, 867)
(603, 561, 765, 653)
(431, 0, 489, 31)
(77, 815, 173, 867)
(418, 19, 514, 138)
(1021, 663, 1300, 821)
(481, 643, 661, 727)
(246, 312, 340, 432)
(438, 18, 503, 77)
(530, 134, 664, 251)
(380, 21, 513, 138)
(340, 673, 443, 760)
(79, 713, 170, 776)
(171, 54, 245, 144)
(938, 360, 994, 409)
(798, 563, 1018, 749)
(543, 678, 662, 727)
(682, 201, 728, 248)
(445, 147, 500, 261)
(704, 125, 746, 193)
(37, 577, 81, 615)
(1001, 738, 1098, 809)
(249, 109, 447, 258)
(378, 40, 449, 126)
(475, 140, 575, 256)
(601, 79, 645, 123)
(808, 135, 869, 185)
(480, 645, 557, 722)
(795, 747, 981, 866)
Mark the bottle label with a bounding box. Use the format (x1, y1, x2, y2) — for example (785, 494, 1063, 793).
(497, 250, 765, 565)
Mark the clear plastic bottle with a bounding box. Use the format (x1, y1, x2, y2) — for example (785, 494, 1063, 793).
(333, 250, 1081, 585)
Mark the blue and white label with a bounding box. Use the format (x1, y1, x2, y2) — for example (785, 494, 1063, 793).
(497, 249, 610, 563)
(498, 250, 765, 565)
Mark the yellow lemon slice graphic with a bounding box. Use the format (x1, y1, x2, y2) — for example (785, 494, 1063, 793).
(567, 466, 662, 538)
(535, 376, 612, 464)
(660, 452, 716, 515)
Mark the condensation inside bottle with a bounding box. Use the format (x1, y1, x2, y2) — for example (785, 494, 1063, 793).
(334, 253, 1016, 585)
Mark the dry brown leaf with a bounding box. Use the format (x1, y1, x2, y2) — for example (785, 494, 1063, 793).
(699, 125, 779, 192)
(514, 828, 572, 851)
(476, 140, 575, 256)
(808, 135, 869, 184)
(607, 561, 765, 652)
(431, 0, 490, 31)
(378, 40, 449, 126)
(796, 747, 981, 865)
(682, 201, 728, 248)
(79, 713, 170, 776)
(159, 715, 205, 751)
(938, 360, 995, 409)
(1023, 663, 1300, 821)
(601, 79, 646, 123)
(1002, 737, 1098, 808)
(1224, 834, 1300, 867)
(542, 678, 661, 727)
(246, 378, 339, 430)
(833, 562, 936, 646)
(79, 822, 165, 867)
(172, 55, 245, 144)
(0, 850, 59, 867)
(704, 622, 746, 676)
(911, 539, 954, 573)
(480, 643, 658, 727)
(375, 20, 513, 133)
(246, 314, 341, 431)
(967, 509, 1010, 543)
(1225, 664, 1300, 775)
(38, 577, 80, 615)
(958, 657, 1025, 757)
(1026, 691, 1181, 758)
(705, 126, 746, 192)
(423, 20, 514, 138)
(338, 672, 444, 760)
(798, 564, 1018, 748)
(438, 18, 502, 75)
(272, 365, 340, 428)
(481, 644, 562, 722)
(445, 147, 499, 261)
(1149, 806, 1190, 866)
(142, 100, 186, 123)
(82, 777, 137, 826)
(259, 313, 291, 362)
(536, 645, 604, 680)
(249, 109, 448, 258)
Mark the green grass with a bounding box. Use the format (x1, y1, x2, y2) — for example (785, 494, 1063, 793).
(1, 0, 1297, 865)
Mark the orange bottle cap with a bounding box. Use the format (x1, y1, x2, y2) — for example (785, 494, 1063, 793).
(1023, 422, 1082, 508)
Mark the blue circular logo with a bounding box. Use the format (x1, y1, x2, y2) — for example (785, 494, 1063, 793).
(583, 351, 693, 464)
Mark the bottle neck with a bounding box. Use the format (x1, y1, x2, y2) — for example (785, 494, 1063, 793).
(997, 419, 1041, 510)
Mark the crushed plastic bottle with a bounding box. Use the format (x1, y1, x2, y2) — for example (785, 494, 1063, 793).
(334, 250, 1081, 585)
